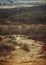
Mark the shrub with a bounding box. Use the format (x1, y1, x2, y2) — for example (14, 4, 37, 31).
(0, 43, 15, 52)
(20, 44, 30, 52)
(0, 37, 3, 42)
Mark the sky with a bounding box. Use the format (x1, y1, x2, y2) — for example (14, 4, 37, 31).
(0, 0, 46, 3)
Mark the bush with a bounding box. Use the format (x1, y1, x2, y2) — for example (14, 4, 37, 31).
(20, 44, 30, 52)
(0, 37, 3, 42)
(0, 43, 15, 52)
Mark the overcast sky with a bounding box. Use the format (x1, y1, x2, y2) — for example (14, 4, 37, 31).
(0, 0, 46, 3)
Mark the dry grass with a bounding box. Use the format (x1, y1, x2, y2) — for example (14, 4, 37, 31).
(0, 35, 46, 65)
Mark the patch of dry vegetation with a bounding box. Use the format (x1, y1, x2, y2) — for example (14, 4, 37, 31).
(0, 35, 46, 65)
(0, 24, 46, 40)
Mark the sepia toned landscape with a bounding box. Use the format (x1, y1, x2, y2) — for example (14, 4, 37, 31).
(0, 1, 46, 65)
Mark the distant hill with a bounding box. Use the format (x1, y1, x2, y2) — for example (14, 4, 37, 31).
(0, 4, 46, 24)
